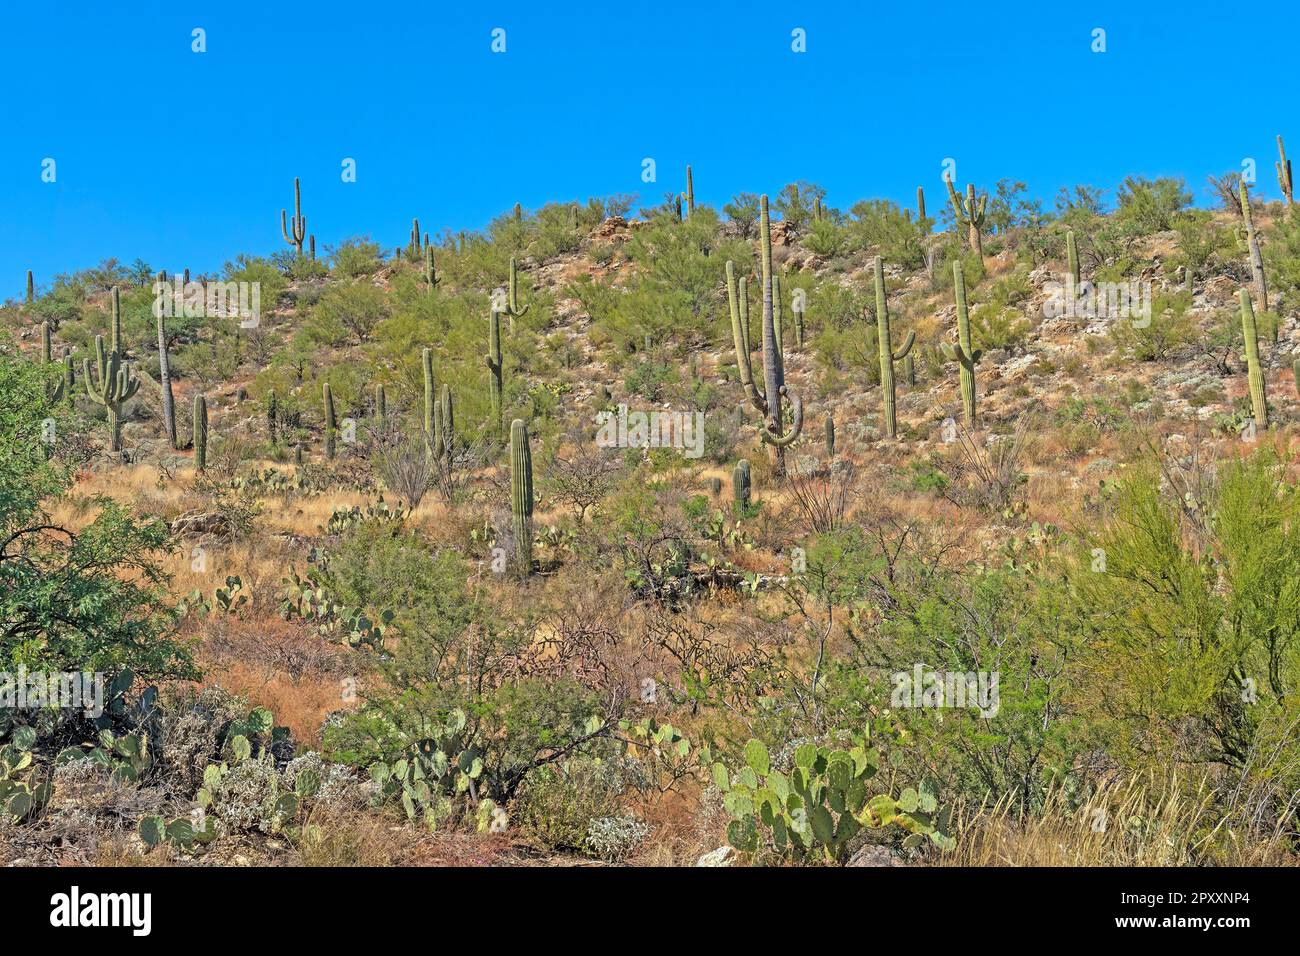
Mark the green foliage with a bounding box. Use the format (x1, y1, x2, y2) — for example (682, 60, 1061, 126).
(1114, 176, 1192, 235)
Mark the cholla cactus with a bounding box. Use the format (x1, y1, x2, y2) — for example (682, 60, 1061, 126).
(873, 257, 916, 439)
(941, 261, 982, 425)
(510, 419, 534, 579)
(280, 177, 306, 255)
(1240, 289, 1269, 430)
(1279, 135, 1294, 208)
(193, 394, 208, 471)
(945, 177, 987, 263)
(724, 195, 805, 475)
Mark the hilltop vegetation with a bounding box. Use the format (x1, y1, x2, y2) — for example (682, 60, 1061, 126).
(3, 155, 1300, 866)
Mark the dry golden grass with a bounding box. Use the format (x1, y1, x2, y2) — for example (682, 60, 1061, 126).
(942, 773, 1298, 867)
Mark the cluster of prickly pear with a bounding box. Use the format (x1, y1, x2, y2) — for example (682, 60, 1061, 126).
(725, 195, 805, 474)
(716, 738, 952, 863)
(368, 708, 485, 828)
(139, 813, 217, 849)
(873, 257, 916, 439)
(941, 261, 982, 426)
(0, 728, 52, 822)
(56, 728, 151, 784)
(510, 419, 534, 578)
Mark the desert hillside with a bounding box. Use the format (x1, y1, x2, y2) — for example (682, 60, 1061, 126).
(4, 167, 1300, 867)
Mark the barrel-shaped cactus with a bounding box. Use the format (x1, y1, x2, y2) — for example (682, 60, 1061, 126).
(873, 257, 916, 439)
(725, 195, 804, 474)
(733, 458, 752, 513)
(193, 394, 208, 471)
(941, 261, 982, 426)
(510, 419, 534, 578)
(1240, 289, 1269, 430)
(322, 382, 336, 459)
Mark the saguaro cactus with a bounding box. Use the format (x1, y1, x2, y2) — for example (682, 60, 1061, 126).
(793, 287, 806, 350)
(941, 261, 982, 426)
(41, 321, 53, 363)
(193, 394, 208, 470)
(268, 389, 279, 443)
(1279, 135, 1294, 208)
(422, 347, 436, 454)
(322, 382, 337, 459)
(732, 458, 751, 513)
(917, 186, 927, 231)
(26, 270, 34, 304)
(772, 274, 785, 364)
(685, 165, 695, 216)
(424, 244, 440, 291)
(945, 177, 987, 263)
(281, 177, 306, 255)
(83, 334, 139, 453)
(439, 384, 454, 457)
(156, 278, 177, 448)
(1066, 229, 1080, 290)
(506, 257, 529, 324)
(903, 352, 916, 387)
(510, 419, 534, 579)
(1240, 289, 1269, 430)
(374, 383, 386, 424)
(725, 195, 805, 475)
(873, 257, 916, 439)
(485, 310, 504, 428)
(824, 416, 835, 459)
(1239, 180, 1269, 312)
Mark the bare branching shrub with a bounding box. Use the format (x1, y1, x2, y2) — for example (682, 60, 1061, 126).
(940, 418, 1031, 515)
(546, 434, 623, 522)
(431, 436, 491, 504)
(785, 456, 856, 533)
(368, 422, 430, 511)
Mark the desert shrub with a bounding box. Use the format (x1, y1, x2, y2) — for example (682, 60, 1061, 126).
(330, 237, 385, 278)
(1108, 290, 1196, 361)
(513, 755, 644, 852)
(1114, 176, 1192, 235)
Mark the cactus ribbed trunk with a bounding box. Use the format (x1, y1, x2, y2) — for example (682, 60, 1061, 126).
(824, 416, 835, 459)
(685, 165, 695, 216)
(322, 382, 336, 460)
(1240, 290, 1269, 430)
(733, 458, 751, 513)
(1066, 229, 1080, 291)
(903, 352, 916, 387)
(917, 187, 927, 230)
(948, 261, 980, 426)
(281, 177, 306, 254)
(374, 383, 386, 424)
(439, 384, 454, 458)
(510, 419, 534, 579)
(26, 270, 35, 304)
(1239, 181, 1269, 313)
(193, 394, 208, 471)
(772, 274, 784, 365)
(486, 311, 503, 430)
(874, 257, 915, 439)
(157, 306, 177, 449)
(1279, 135, 1294, 209)
(759, 196, 789, 475)
(422, 347, 436, 454)
(41, 321, 52, 363)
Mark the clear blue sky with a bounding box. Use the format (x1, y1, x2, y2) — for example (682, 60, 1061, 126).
(4, 1, 1296, 291)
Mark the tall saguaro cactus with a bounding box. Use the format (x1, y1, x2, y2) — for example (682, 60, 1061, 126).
(873, 257, 916, 439)
(41, 321, 53, 364)
(193, 394, 208, 471)
(1240, 289, 1269, 430)
(1279, 135, 1295, 208)
(26, 270, 34, 304)
(824, 416, 835, 459)
(942, 261, 982, 426)
(505, 257, 529, 326)
(422, 347, 436, 453)
(685, 165, 695, 216)
(281, 177, 306, 255)
(793, 288, 805, 350)
(84, 310, 139, 454)
(1239, 180, 1269, 312)
(917, 186, 927, 230)
(424, 244, 440, 292)
(322, 382, 337, 459)
(724, 195, 805, 475)
(772, 274, 785, 364)
(438, 384, 455, 458)
(485, 310, 504, 429)
(510, 419, 534, 579)
(945, 177, 987, 264)
(156, 274, 177, 448)
(1066, 229, 1080, 290)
